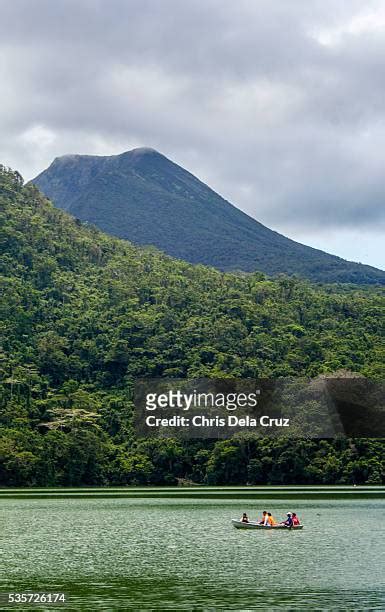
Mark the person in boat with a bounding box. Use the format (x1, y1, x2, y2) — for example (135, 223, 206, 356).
(258, 510, 268, 525)
(267, 512, 277, 527)
(241, 513, 249, 523)
(281, 512, 293, 527)
(291, 512, 300, 526)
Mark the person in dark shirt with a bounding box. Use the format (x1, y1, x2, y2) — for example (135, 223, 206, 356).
(241, 513, 249, 523)
(281, 512, 293, 527)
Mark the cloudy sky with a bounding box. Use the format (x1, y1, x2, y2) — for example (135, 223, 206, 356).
(1, 0, 384, 269)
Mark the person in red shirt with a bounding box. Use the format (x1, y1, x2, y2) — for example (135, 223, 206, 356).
(292, 512, 300, 525)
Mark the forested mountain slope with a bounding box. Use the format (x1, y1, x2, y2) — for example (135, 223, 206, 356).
(32, 148, 385, 285)
(1, 166, 384, 486)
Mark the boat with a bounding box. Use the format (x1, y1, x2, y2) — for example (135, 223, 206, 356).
(232, 519, 303, 530)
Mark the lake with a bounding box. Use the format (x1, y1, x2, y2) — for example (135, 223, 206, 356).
(0, 488, 384, 610)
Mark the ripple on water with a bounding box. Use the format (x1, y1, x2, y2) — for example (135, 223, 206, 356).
(0, 495, 384, 609)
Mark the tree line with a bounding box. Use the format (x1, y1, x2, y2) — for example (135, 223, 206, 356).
(1, 165, 384, 486)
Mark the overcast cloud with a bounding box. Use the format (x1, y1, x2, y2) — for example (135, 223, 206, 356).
(1, 0, 384, 268)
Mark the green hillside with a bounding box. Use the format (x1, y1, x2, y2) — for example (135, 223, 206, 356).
(32, 148, 385, 285)
(1, 165, 384, 486)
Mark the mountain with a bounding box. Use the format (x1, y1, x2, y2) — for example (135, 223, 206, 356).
(31, 148, 385, 285)
(1, 165, 384, 486)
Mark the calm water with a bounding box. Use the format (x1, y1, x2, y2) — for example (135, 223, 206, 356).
(0, 490, 384, 610)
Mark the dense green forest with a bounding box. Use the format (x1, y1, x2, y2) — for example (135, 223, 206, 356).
(32, 148, 385, 284)
(1, 165, 384, 486)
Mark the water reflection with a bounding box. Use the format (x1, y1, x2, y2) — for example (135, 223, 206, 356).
(0, 494, 384, 610)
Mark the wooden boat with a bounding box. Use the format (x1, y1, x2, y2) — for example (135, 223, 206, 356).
(232, 519, 303, 530)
